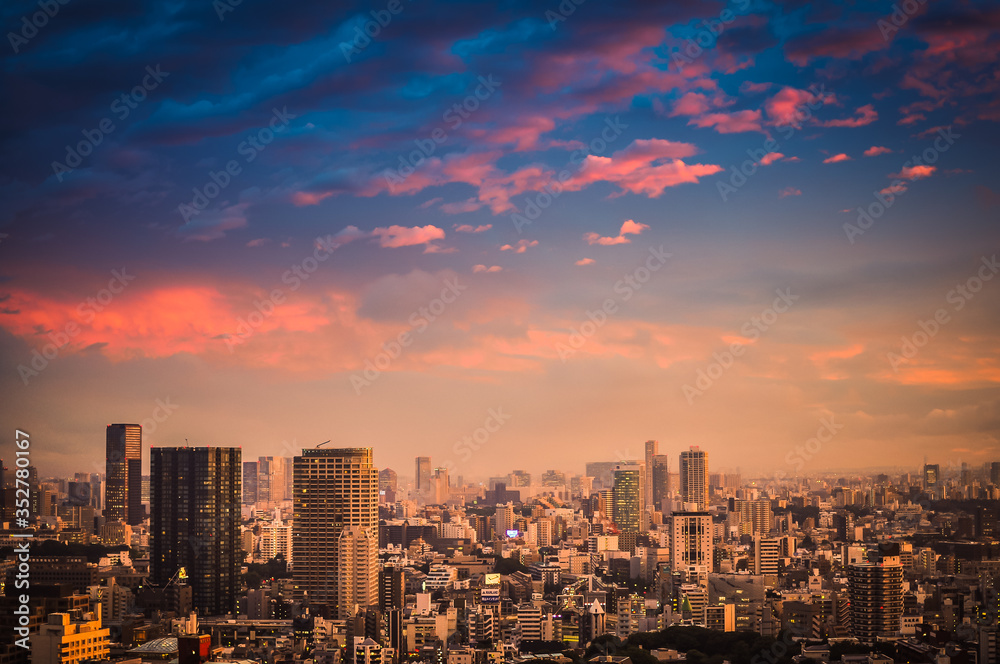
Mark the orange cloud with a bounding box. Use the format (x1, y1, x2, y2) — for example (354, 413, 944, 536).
(823, 153, 852, 163)
(891, 165, 936, 180)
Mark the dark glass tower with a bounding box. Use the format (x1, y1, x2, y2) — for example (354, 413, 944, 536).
(106, 423, 143, 525)
(151, 446, 241, 616)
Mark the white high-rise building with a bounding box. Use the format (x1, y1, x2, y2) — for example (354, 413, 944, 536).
(338, 526, 378, 618)
(669, 511, 712, 573)
(494, 502, 516, 536)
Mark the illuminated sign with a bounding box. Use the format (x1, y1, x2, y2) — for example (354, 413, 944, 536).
(506, 529, 519, 538)
(485, 573, 501, 586)
(481, 587, 501, 603)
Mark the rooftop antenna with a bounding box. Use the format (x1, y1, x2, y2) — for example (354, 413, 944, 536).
(316, 440, 331, 448)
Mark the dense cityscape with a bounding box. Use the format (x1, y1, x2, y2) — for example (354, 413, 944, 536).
(3, 0, 1000, 663)
(0, 432, 998, 664)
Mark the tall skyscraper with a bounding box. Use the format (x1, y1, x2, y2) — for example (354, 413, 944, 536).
(612, 463, 644, 533)
(651, 454, 671, 512)
(106, 424, 142, 525)
(644, 440, 658, 512)
(283, 457, 295, 501)
(242, 461, 258, 505)
(414, 456, 431, 494)
(294, 447, 378, 619)
(150, 446, 241, 616)
(848, 544, 904, 641)
(680, 446, 709, 511)
(257, 456, 273, 503)
(923, 463, 941, 491)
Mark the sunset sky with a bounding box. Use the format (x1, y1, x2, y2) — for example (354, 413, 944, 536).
(2, 0, 999, 480)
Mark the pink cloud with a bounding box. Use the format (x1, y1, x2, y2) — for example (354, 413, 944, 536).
(371, 225, 446, 251)
(583, 219, 650, 246)
(823, 153, 852, 163)
(246, 238, 269, 247)
(670, 92, 712, 117)
(563, 139, 721, 198)
(818, 104, 878, 128)
(575, 258, 595, 266)
(891, 165, 936, 180)
(472, 264, 503, 273)
(467, 115, 556, 152)
(784, 28, 891, 66)
(454, 224, 492, 233)
(500, 239, 539, 254)
(291, 191, 334, 206)
(688, 110, 764, 134)
(440, 199, 484, 214)
(898, 113, 926, 126)
(760, 152, 785, 166)
(864, 146, 893, 157)
(880, 184, 908, 195)
(778, 187, 802, 198)
(765, 86, 836, 127)
(740, 81, 772, 94)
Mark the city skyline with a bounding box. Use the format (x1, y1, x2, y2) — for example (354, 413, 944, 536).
(2, 0, 999, 659)
(2, 0, 999, 479)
